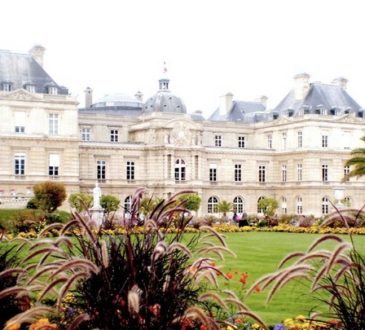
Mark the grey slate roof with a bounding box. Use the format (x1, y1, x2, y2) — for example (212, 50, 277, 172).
(143, 90, 187, 114)
(274, 83, 362, 116)
(0, 49, 68, 95)
(209, 100, 267, 122)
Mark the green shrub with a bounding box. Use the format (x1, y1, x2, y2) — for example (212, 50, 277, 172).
(32, 181, 66, 213)
(100, 194, 120, 214)
(177, 193, 201, 212)
(26, 197, 38, 209)
(14, 209, 45, 233)
(68, 192, 93, 212)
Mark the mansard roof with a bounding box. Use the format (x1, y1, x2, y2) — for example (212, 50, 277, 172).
(0, 49, 68, 95)
(209, 100, 267, 122)
(274, 83, 362, 116)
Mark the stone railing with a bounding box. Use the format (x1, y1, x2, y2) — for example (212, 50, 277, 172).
(0, 195, 32, 209)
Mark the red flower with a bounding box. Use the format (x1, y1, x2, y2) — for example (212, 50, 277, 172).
(149, 304, 160, 316)
(254, 285, 261, 293)
(200, 324, 208, 330)
(239, 272, 248, 285)
(226, 272, 234, 280)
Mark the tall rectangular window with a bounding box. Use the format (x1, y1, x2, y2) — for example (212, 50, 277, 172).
(49, 113, 59, 135)
(322, 135, 328, 148)
(110, 129, 119, 142)
(297, 163, 303, 181)
(322, 164, 328, 182)
(281, 164, 287, 182)
(238, 136, 245, 148)
(234, 164, 242, 182)
(126, 161, 135, 181)
(49, 154, 60, 177)
(194, 155, 199, 179)
(14, 154, 25, 176)
(215, 135, 222, 147)
(267, 134, 272, 149)
(344, 165, 350, 181)
(282, 132, 287, 150)
(97, 160, 106, 181)
(297, 131, 302, 148)
(209, 164, 217, 182)
(81, 128, 91, 141)
(14, 112, 26, 134)
(259, 165, 266, 183)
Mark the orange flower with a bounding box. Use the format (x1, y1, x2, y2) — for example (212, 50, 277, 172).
(5, 322, 21, 330)
(239, 272, 248, 285)
(149, 304, 160, 316)
(200, 324, 208, 330)
(254, 285, 261, 293)
(29, 318, 58, 330)
(226, 272, 234, 280)
(235, 318, 244, 324)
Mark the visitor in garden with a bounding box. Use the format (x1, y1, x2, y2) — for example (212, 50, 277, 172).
(239, 212, 249, 227)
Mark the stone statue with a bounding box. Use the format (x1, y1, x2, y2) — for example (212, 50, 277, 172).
(92, 182, 102, 209)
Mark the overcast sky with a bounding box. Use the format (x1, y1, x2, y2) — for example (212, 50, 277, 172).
(1, 0, 364, 117)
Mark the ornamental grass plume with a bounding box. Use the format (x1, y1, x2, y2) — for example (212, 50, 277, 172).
(0, 188, 267, 330)
(247, 206, 365, 330)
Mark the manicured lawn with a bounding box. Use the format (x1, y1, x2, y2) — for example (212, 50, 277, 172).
(221, 232, 365, 325)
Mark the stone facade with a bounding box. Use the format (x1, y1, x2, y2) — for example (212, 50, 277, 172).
(1, 47, 364, 217)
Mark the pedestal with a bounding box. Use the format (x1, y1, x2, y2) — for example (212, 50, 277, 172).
(90, 207, 104, 228)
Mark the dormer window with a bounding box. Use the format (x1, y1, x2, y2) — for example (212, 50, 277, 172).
(24, 84, 35, 93)
(48, 86, 58, 95)
(287, 109, 294, 117)
(2, 82, 12, 91)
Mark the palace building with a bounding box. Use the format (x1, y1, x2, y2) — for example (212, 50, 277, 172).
(1, 46, 364, 216)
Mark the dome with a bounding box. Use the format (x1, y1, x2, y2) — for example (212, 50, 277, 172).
(143, 90, 187, 114)
(91, 93, 143, 109)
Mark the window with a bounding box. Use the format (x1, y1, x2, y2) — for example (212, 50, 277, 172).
(97, 160, 106, 181)
(238, 136, 245, 148)
(233, 196, 244, 213)
(344, 166, 350, 181)
(297, 131, 302, 148)
(14, 112, 26, 134)
(48, 113, 59, 135)
(175, 159, 185, 181)
(14, 154, 25, 176)
(194, 155, 199, 179)
(322, 135, 328, 148)
(48, 86, 58, 95)
(81, 128, 91, 141)
(215, 135, 222, 147)
(25, 84, 35, 93)
(281, 164, 287, 182)
(267, 134, 272, 149)
(297, 163, 303, 181)
(322, 164, 328, 182)
(234, 164, 241, 182)
(343, 196, 351, 207)
(209, 164, 217, 182)
(257, 196, 265, 214)
(281, 197, 287, 214)
(2, 82, 12, 91)
(110, 129, 119, 142)
(282, 132, 287, 150)
(126, 161, 135, 181)
(124, 196, 132, 214)
(208, 196, 218, 213)
(322, 197, 330, 215)
(49, 154, 60, 177)
(296, 197, 303, 215)
(259, 165, 266, 183)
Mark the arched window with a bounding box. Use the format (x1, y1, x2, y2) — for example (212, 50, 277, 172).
(124, 195, 132, 214)
(281, 197, 287, 214)
(322, 196, 330, 215)
(175, 159, 186, 182)
(257, 196, 265, 214)
(296, 196, 303, 215)
(233, 196, 244, 213)
(208, 196, 219, 213)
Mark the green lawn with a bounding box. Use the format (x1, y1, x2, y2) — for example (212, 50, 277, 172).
(221, 232, 365, 325)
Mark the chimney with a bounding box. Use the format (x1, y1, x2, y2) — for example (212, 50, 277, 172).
(135, 90, 143, 102)
(219, 92, 233, 115)
(29, 45, 46, 67)
(84, 87, 93, 108)
(332, 77, 348, 90)
(255, 95, 268, 108)
(293, 73, 310, 100)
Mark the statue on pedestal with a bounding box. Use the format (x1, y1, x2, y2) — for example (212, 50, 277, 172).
(92, 182, 102, 209)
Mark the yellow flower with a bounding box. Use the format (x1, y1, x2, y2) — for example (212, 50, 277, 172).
(295, 314, 306, 322)
(5, 322, 21, 330)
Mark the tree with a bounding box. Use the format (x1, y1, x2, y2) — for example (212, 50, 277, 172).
(68, 192, 93, 212)
(100, 195, 120, 214)
(257, 197, 278, 217)
(217, 200, 232, 222)
(139, 196, 163, 216)
(32, 181, 66, 213)
(344, 136, 365, 179)
(176, 193, 201, 212)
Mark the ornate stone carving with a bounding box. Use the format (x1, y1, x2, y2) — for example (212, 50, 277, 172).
(4, 89, 42, 102)
(170, 121, 191, 146)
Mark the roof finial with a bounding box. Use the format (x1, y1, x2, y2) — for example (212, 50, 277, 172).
(159, 60, 170, 91)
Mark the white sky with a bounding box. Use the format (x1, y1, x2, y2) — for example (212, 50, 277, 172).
(1, 0, 365, 117)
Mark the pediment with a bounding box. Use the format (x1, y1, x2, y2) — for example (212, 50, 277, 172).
(165, 118, 201, 130)
(3, 89, 42, 102)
